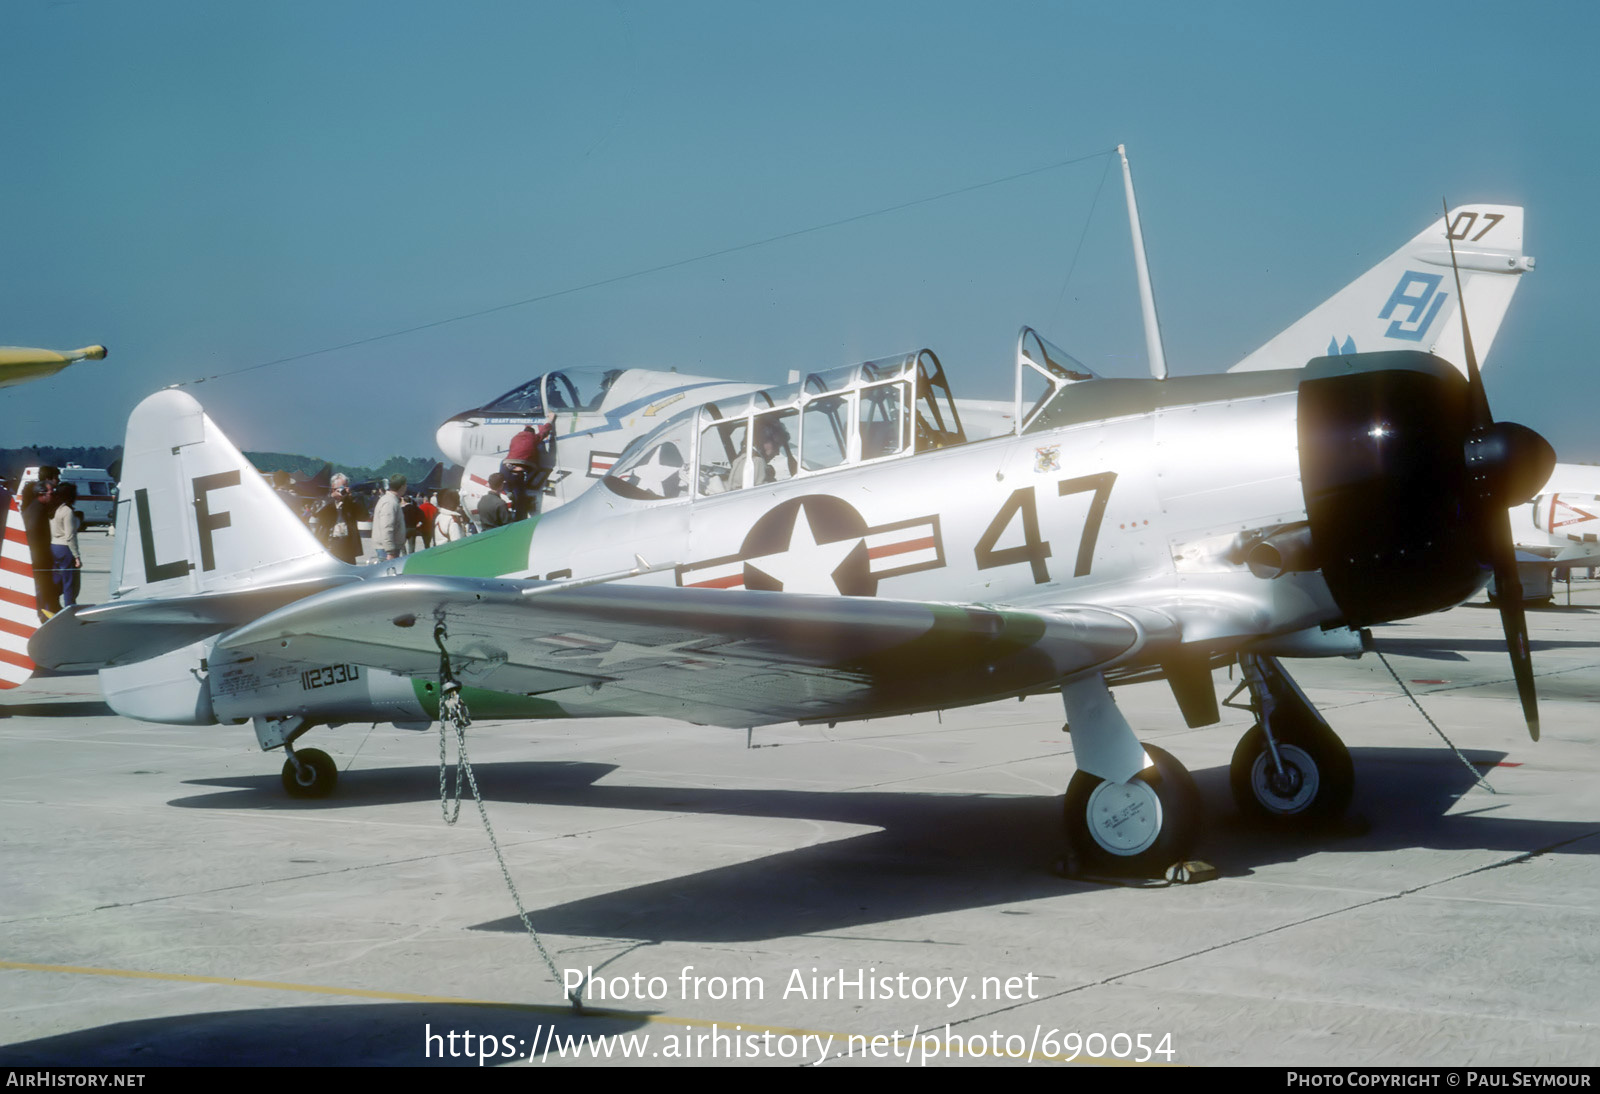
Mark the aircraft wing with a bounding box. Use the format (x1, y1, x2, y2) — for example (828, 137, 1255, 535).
(218, 576, 1172, 727)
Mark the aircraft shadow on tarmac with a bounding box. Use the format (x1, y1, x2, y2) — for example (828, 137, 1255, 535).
(0, 700, 116, 718)
(1459, 601, 1599, 614)
(1377, 635, 1600, 657)
(0, 1001, 647, 1067)
(169, 749, 1600, 943)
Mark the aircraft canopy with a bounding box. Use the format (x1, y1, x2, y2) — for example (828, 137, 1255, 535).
(475, 368, 625, 417)
(605, 349, 967, 501)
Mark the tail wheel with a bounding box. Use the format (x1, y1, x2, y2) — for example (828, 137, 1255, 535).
(1229, 711, 1353, 825)
(1064, 744, 1202, 877)
(281, 747, 338, 799)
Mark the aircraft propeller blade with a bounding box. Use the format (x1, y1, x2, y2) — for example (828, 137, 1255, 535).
(1443, 200, 1492, 429)
(1445, 200, 1552, 740)
(1488, 511, 1540, 740)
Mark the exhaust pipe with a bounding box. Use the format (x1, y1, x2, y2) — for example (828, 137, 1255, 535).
(1246, 526, 1316, 580)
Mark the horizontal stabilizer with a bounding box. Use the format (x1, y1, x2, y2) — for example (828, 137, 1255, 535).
(29, 574, 363, 671)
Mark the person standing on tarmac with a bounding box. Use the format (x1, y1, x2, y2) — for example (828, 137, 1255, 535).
(48, 482, 82, 610)
(371, 475, 408, 561)
(433, 488, 469, 543)
(476, 473, 512, 530)
(313, 473, 366, 564)
(20, 467, 60, 617)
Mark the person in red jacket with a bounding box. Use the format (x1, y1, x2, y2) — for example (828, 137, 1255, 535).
(502, 420, 553, 520)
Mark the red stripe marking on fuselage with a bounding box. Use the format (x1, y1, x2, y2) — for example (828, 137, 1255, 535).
(867, 536, 936, 560)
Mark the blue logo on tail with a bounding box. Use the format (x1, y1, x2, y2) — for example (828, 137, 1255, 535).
(1378, 271, 1447, 342)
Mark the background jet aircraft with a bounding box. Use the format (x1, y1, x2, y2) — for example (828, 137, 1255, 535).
(437, 368, 765, 516)
(0, 344, 106, 389)
(1513, 464, 1600, 571)
(32, 319, 1553, 877)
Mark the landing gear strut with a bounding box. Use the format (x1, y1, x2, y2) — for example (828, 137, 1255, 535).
(1228, 654, 1353, 826)
(1059, 674, 1203, 877)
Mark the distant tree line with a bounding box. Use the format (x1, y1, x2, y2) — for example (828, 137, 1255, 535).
(240, 452, 441, 484)
(0, 446, 437, 486)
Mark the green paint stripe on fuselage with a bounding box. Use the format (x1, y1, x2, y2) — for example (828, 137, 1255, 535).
(401, 519, 568, 719)
(401, 518, 538, 578)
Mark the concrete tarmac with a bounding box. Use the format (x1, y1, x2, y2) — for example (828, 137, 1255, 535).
(2, 530, 1598, 1067)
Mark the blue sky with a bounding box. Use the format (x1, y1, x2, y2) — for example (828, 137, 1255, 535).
(5, 1, 1598, 463)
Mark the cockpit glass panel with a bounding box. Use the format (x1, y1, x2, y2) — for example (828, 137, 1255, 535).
(801, 394, 852, 471)
(912, 350, 965, 450)
(1020, 330, 1097, 382)
(697, 408, 798, 495)
(698, 418, 749, 495)
(483, 369, 623, 416)
(805, 362, 862, 395)
(481, 378, 545, 416)
(758, 381, 804, 408)
(580, 369, 624, 410)
(859, 353, 917, 382)
(859, 381, 908, 461)
(543, 369, 619, 412)
(1018, 327, 1101, 432)
(753, 409, 798, 483)
(604, 419, 691, 501)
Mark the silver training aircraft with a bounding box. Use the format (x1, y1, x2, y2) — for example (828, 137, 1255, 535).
(31, 310, 1553, 875)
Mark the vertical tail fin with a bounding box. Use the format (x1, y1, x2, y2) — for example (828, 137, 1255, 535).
(1230, 204, 1532, 374)
(0, 493, 38, 689)
(109, 390, 338, 601)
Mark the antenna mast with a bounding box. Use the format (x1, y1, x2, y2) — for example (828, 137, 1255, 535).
(1118, 144, 1167, 380)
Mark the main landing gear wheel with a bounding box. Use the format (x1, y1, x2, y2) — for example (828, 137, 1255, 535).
(281, 747, 338, 799)
(1064, 744, 1202, 877)
(1229, 712, 1353, 826)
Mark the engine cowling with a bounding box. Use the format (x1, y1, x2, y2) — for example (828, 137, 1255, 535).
(1297, 354, 1485, 625)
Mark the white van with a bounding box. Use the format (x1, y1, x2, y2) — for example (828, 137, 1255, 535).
(20, 464, 118, 526)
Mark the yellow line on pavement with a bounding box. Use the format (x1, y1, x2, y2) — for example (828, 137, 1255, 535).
(0, 958, 1157, 1064)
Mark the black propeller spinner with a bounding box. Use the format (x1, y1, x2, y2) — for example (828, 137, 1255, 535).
(1444, 199, 1555, 740)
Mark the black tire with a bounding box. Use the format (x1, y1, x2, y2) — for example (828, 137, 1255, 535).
(1064, 744, 1202, 877)
(281, 747, 338, 799)
(1229, 711, 1353, 825)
